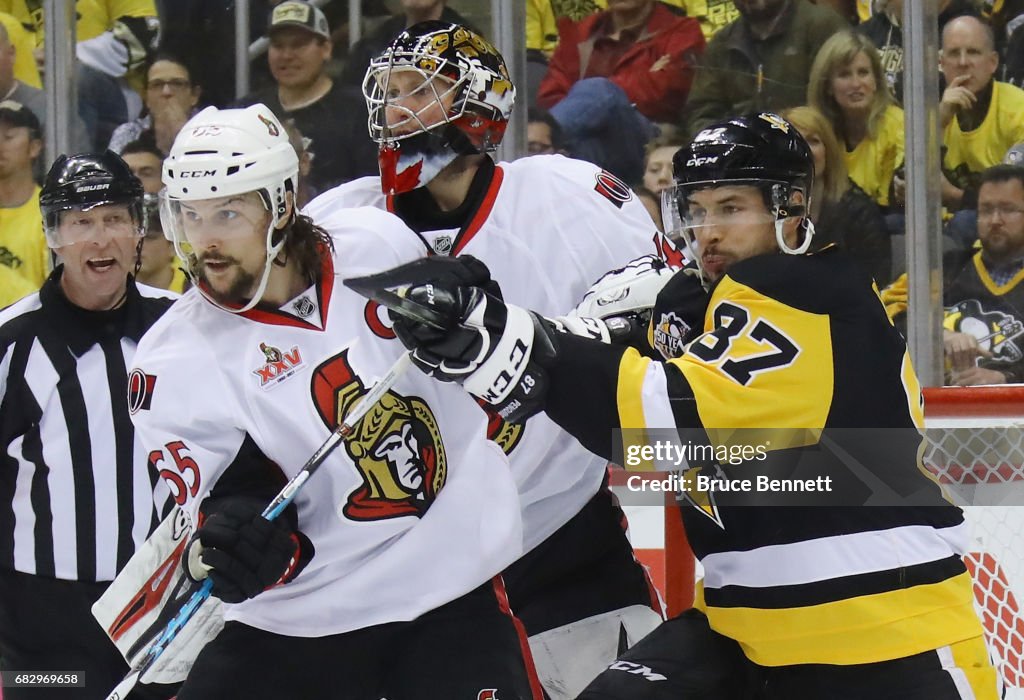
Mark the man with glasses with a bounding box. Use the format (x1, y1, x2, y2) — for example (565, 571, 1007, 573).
(941, 15, 1024, 242)
(525, 107, 566, 156)
(885, 164, 1024, 386)
(0, 151, 177, 699)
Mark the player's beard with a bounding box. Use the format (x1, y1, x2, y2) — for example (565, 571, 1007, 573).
(196, 253, 261, 307)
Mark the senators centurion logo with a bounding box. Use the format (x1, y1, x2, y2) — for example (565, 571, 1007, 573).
(312, 349, 447, 521)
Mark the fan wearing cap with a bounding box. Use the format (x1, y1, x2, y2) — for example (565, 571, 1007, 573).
(381, 112, 999, 698)
(235, 0, 376, 195)
(0, 99, 47, 290)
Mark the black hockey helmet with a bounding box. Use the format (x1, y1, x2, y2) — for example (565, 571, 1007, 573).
(40, 151, 145, 247)
(662, 112, 815, 257)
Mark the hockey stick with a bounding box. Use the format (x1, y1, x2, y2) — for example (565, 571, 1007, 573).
(103, 351, 413, 700)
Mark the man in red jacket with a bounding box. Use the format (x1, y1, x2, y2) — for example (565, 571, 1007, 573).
(537, 0, 704, 182)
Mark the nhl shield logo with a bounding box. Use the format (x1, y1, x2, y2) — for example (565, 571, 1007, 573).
(292, 294, 316, 318)
(432, 234, 453, 255)
(311, 349, 447, 521)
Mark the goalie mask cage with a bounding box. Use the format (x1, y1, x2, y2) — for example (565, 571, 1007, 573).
(617, 384, 1024, 697)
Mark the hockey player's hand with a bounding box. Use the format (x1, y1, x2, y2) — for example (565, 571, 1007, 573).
(569, 254, 678, 348)
(185, 497, 313, 604)
(649, 263, 709, 360)
(380, 257, 551, 422)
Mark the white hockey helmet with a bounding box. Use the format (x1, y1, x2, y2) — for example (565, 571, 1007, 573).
(160, 104, 299, 312)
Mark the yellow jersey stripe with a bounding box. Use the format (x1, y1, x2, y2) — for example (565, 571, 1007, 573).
(699, 572, 985, 666)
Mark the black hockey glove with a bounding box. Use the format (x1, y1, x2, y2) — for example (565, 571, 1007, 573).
(185, 496, 314, 604)
(387, 258, 557, 423)
(649, 263, 709, 360)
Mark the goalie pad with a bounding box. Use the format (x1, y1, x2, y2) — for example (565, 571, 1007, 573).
(92, 506, 224, 685)
(529, 605, 664, 700)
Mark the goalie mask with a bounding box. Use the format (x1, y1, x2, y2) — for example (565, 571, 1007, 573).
(363, 21, 516, 195)
(160, 104, 298, 313)
(662, 112, 815, 281)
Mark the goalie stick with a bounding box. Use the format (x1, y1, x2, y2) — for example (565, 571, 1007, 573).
(103, 352, 413, 700)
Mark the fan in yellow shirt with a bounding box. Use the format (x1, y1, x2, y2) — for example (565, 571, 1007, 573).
(808, 30, 904, 208)
(0, 100, 47, 289)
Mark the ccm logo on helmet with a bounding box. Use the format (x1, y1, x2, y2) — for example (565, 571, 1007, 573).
(686, 156, 719, 167)
(179, 170, 217, 178)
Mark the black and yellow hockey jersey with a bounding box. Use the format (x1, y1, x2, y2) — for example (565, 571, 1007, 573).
(544, 247, 985, 667)
(884, 248, 1024, 383)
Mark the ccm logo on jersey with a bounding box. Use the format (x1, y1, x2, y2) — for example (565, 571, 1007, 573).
(127, 369, 157, 414)
(594, 170, 632, 208)
(252, 342, 305, 389)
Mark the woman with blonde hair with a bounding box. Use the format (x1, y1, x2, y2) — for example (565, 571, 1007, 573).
(808, 30, 904, 211)
(783, 105, 892, 284)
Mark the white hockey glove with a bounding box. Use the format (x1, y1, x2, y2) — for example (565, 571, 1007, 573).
(568, 254, 677, 348)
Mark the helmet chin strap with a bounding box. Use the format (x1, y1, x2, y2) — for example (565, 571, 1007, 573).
(775, 215, 814, 255)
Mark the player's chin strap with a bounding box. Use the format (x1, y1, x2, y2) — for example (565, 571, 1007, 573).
(195, 197, 291, 314)
(775, 208, 814, 255)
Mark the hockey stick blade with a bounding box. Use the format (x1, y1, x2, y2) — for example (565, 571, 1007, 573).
(343, 260, 458, 330)
(103, 353, 413, 700)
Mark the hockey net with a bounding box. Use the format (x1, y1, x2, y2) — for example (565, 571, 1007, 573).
(923, 386, 1024, 697)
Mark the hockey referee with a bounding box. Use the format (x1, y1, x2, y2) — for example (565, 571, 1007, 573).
(0, 152, 176, 699)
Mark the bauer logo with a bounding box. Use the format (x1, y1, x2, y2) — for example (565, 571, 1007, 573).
(252, 342, 305, 389)
(127, 369, 157, 414)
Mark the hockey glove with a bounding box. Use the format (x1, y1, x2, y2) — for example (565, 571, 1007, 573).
(388, 263, 557, 423)
(649, 263, 709, 360)
(184, 496, 313, 604)
(569, 254, 678, 348)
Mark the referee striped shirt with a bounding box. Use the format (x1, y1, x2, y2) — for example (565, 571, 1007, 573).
(0, 271, 176, 582)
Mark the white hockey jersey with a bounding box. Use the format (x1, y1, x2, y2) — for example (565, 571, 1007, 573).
(305, 155, 663, 551)
(129, 207, 523, 637)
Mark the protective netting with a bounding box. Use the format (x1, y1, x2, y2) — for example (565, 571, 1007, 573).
(924, 386, 1024, 698)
